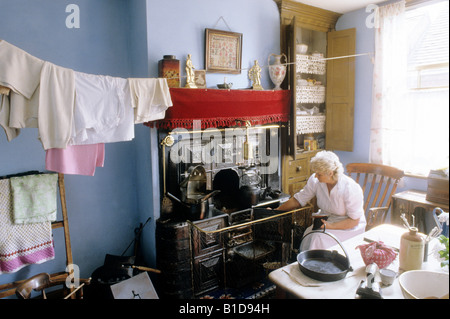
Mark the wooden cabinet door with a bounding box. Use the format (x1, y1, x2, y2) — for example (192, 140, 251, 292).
(325, 28, 356, 151)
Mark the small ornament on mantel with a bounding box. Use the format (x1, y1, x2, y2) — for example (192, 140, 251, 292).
(268, 53, 287, 90)
(184, 54, 197, 89)
(158, 55, 180, 88)
(248, 60, 263, 90)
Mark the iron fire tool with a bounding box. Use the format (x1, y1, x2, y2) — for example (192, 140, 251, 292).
(355, 263, 383, 299)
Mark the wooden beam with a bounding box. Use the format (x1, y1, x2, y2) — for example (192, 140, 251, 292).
(0, 86, 11, 95)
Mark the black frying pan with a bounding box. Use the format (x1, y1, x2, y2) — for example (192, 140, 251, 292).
(297, 228, 353, 282)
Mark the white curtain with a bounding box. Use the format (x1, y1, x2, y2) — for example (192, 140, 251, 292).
(369, 1, 407, 167)
(370, 0, 449, 175)
(402, 89, 449, 175)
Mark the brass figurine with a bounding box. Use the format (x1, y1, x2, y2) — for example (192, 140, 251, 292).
(185, 54, 197, 88)
(248, 60, 263, 90)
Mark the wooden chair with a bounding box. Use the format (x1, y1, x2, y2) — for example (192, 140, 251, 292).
(15, 273, 91, 299)
(346, 163, 404, 230)
(0, 174, 90, 299)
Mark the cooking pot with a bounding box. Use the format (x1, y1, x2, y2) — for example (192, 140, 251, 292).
(239, 185, 261, 207)
(239, 165, 262, 208)
(180, 165, 208, 204)
(297, 228, 352, 282)
(167, 190, 220, 220)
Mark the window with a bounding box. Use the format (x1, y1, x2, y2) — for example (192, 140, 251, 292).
(403, 1, 449, 175)
(370, 0, 449, 176)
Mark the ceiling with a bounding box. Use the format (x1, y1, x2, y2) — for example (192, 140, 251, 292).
(294, 0, 389, 14)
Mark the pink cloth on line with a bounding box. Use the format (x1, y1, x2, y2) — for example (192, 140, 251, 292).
(45, 143, 105, 176)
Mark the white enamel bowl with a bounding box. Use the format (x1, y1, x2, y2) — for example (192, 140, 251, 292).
(398, 270, 449, 299)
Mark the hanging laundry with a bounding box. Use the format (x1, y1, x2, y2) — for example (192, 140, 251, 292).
(46, 143, 105, 176)
(0, 94, 20, 141)
(0, 40, 174, 176)
(38, 62, 75, 150)
(0, 179, 55, 274)
(8, 85, 40, 129)
(128, 78, 173, 124)
(0, 39, 44, 99)
(70, 71, 134, 145)
(9, 173, 58, 224)
(0, 40, 44, 141)
(0, 88, 40, 141)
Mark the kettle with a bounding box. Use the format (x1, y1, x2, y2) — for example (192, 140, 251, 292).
(239, 166, 262, 207)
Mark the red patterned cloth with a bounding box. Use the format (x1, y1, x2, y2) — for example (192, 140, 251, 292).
(144, 88, 291, 129)
(356, 241, 397, 269)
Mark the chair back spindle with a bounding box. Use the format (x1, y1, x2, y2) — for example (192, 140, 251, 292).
(346, 163, 404, 230)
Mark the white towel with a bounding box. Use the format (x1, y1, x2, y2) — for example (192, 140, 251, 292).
(38, 62, 75, 150)
(70, 72, 134, 145)
(127, 78, 172, 124)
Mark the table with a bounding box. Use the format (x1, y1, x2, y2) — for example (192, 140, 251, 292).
(392, 190, 449, 234)
(268, 224, 446, 299)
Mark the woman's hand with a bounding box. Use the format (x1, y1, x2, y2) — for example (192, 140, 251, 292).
(276, 197, 301, 211)
(320, 219, 331, 229)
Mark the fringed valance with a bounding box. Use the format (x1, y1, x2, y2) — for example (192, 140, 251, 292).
(145, 88, 291, 129)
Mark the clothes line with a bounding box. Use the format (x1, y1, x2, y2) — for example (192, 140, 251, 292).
(0, 39, 173, 177)
(166, 52, 374, 80)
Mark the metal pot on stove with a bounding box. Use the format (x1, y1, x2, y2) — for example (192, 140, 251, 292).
(239, 166, 262, 207)
(167, 190, 219, 220)
(169, 165, 220, 220)
(180, 165, 207, 203)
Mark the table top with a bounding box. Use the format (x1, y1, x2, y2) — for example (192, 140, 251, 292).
(268, 224, 447, 299)
(393, 189, 449, 210)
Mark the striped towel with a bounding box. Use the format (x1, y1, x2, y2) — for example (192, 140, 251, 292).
(0, 179, 55, 274)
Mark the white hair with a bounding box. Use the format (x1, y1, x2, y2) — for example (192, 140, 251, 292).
(310, 151, 344, 182)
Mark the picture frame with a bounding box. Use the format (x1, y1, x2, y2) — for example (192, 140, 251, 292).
(205, 28, 243, 74)
(194, 69, 206, 88)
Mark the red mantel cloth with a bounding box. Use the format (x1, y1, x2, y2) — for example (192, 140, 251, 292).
(144, 88, 291, 129)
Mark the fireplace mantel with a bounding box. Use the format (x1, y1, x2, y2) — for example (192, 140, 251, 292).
(145, 88, 291, 130)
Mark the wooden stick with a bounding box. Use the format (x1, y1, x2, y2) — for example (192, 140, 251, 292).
(63, 282, 87, 299)
(0, 85, 11, 95)
(131, 265, 161, 274)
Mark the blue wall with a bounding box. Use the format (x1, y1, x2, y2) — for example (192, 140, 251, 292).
(0, 0, 282, 291)
(0, 0, 142, 287)
(146, 0, 281, 89)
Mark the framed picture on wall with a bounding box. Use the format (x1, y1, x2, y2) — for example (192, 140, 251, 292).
(205, 28, 242, 74)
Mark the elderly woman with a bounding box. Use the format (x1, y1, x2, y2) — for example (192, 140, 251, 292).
(277, 151, 366, 249)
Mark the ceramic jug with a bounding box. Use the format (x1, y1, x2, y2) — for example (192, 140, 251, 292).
(268, 53, 287, 90)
